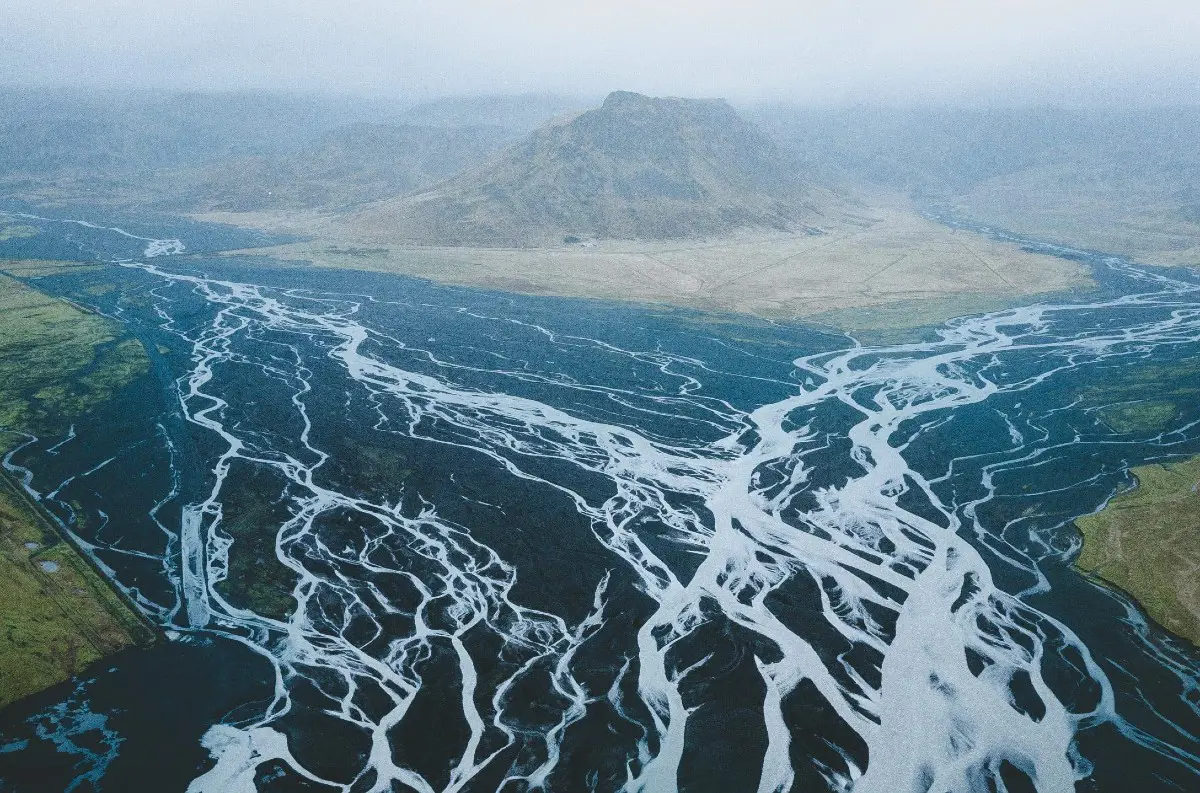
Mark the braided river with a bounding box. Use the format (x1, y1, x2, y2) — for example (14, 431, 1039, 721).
(0, 211, 1197, 792)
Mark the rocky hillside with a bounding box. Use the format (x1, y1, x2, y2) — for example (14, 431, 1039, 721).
(342, 91, 845, 246)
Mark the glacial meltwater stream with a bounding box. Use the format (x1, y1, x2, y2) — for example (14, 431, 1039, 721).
(0, 211, 1197, 792)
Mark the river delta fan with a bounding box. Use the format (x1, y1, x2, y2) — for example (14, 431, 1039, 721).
(1, 212, 1198, 790)
(4, 0, 1200, 787)
(340, 91, 844, 246)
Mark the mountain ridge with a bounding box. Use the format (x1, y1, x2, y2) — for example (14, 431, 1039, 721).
(341, 91, 849, 246)
(158, 122, 514, 212)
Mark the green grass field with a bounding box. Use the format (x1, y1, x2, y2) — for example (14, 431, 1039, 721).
(0, 267, 149, 432)
(0, 263, 155, 706)
(0, 225, 39, 242)
(1076, 457, 1200, 646)
(0, 472, 154, 709)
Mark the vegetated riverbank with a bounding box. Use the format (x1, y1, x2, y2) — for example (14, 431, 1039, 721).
(0, 260, 157, 707)
(0, 469, 154, 709)
(1075, 456, 1200, 647)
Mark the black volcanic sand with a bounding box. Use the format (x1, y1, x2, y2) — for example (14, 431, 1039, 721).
(0, 216, 1197, 791)
(0, 637, 274, 793)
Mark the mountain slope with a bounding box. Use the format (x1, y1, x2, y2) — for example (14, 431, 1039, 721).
(159, 122, 513, 212)
(0, 90, 397, 177)
(342, 91, 844, 246)
(397, 93, 591, 135)
(753, 105, 1200, 265)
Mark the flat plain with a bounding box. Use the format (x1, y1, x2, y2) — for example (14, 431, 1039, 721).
(204, 198, 1093, 330)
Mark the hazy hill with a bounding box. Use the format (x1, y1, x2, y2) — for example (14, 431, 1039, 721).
(0, 89, 581, 216)
(0, 90, 399, 177)
(752, 106, 1095, 193)
(397, 93, 591, 135)
(753, 105, 1200, 263)
(343, 91, 843, 246)
(162, 122, 512, 212)
(6, 89, 1194, 265)
(753, 105, 1200, 194)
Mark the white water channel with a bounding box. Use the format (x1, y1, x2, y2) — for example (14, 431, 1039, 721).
(114, 255, 1198, 793)
(5, 212, 1199, 791)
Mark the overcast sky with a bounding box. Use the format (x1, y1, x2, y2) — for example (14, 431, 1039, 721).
(2, 1, 1198, 105)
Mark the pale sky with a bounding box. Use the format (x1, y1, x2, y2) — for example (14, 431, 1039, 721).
(2, 0, 1198, 105)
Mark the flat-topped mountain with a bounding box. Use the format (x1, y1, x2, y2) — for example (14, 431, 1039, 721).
(342, 91, 844, 246)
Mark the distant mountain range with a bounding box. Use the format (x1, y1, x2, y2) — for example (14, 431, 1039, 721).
(161, 122, 514, 212)
(2, 88, 1197, 260)
(0, 90, 393, 175)
(398, 93, 593, 135)
(753, 105, 1200, 262)
(341, 91, 845, 246)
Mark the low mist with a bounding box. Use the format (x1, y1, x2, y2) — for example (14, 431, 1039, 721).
(3, 0, 1199, 106)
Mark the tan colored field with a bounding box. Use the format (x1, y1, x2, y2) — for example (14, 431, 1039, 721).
(953, 167, 1200, 268)
(204, 198, 1093, 329)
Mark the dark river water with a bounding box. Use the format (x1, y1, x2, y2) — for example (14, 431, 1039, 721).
(0, 210, 1197, 792)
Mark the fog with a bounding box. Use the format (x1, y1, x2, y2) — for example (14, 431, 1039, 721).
(2, 0, 1199, 105)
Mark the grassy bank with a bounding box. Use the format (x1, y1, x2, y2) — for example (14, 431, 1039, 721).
(0, 261, 156, 707)
(1075, 457, 1200, 646)
(0, 471, 153, 709)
